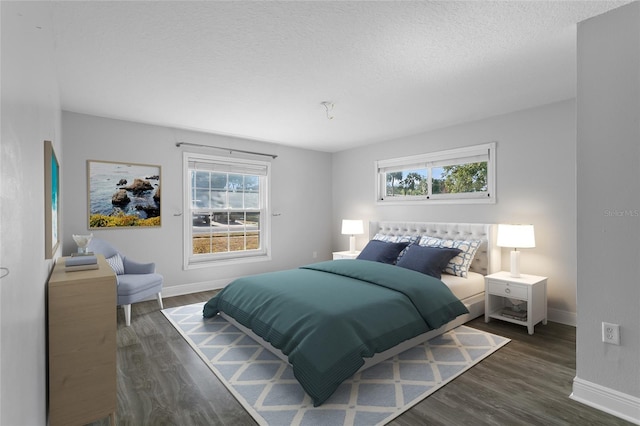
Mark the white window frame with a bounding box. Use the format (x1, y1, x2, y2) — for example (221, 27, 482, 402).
(375, 142, 496, 205)
(183, 152, 271, 269)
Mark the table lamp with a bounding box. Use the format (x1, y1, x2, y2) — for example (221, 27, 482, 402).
(497, 224, 535, 278)
(341, 219, 364, 253)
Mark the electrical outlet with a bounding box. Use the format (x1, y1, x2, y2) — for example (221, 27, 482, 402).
(602, 322, 620, 345)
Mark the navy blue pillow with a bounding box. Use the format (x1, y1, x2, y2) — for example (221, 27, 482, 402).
(357, 240, 410, 264)
(396, 245, 462, 279)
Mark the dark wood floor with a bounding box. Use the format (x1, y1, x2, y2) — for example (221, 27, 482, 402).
(89, 291, 633, 426)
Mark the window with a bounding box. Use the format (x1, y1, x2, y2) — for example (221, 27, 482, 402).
(183, 153, 270, 268)
(376, 142, 496, 204)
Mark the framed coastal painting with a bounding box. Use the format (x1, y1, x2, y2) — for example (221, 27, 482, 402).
(44, 141, 60, 258)
(87, 160, 161, 229)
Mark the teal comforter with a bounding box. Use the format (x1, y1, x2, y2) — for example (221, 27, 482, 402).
(203, 259, 468, 406)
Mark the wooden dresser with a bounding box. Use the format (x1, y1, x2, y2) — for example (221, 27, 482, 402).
(47, 255, 117, 426)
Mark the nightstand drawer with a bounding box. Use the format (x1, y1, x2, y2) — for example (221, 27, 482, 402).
(333, 251, 360, 260)
(487, 280, 528, 300)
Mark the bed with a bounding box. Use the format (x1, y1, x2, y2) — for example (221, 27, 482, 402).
(203, 221, 501, 406)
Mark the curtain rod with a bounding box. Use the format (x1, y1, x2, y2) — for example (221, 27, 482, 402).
(175, 142, 278, 159)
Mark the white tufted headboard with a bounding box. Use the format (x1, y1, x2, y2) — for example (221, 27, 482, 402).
(369, 221, 501, 276)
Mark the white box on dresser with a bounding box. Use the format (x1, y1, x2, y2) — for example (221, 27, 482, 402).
(484, 271, 547, 335)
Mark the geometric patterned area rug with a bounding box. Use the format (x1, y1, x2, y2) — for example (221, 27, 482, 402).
(162, 303, 510, 426)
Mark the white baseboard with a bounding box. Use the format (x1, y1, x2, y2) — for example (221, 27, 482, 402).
(571, 377, 640, 425)
(161, 278, 232, 298)
(548, 307, 576, 326)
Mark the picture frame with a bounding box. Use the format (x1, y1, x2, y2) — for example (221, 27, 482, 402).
(87, 160, 161, 229)
(44, 140, 60, 259)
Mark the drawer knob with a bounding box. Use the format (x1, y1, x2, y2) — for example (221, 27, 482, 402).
(505, 288, 511, 294)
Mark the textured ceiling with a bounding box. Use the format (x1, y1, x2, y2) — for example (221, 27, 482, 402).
(47, 1, 629, 152)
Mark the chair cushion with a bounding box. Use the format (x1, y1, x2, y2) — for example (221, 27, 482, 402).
(116, 273, 163, 306)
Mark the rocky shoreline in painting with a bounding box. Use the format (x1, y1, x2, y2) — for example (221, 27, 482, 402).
(110, 176, 160, 217)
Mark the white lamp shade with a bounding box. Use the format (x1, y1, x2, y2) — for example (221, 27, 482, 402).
(341, 220, 364, 235)
(497, 224, 535, 249)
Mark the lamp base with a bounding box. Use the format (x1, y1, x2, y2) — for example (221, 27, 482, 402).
(349, 235, 356, 253)
(509, 250, 521, 278)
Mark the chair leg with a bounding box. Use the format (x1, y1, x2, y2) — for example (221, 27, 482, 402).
(156, 292, 164, 309)
(123, 304, 132, 326)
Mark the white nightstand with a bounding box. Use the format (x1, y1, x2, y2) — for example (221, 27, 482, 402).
(332, 251, 360, 260)
(484, 271, 547, 335)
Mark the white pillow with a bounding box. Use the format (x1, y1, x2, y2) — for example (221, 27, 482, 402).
(106, 254, 125, 275)
(418, 236, 482, 278)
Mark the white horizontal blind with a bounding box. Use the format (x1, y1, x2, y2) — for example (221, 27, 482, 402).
(188, 159, 268, 176)
(377, 144, 491, 173)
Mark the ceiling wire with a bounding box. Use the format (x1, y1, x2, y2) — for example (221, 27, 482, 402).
(321, 101, 334, 120)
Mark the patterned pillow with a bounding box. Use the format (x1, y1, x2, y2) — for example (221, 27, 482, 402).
(372, 233, 420, 261)
(418, 236, 482, 278)
(106, 254, 125, 275)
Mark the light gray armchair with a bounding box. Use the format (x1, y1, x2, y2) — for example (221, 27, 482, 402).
(88, 238, 163, 326)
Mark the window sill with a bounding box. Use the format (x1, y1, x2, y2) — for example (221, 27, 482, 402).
(376, 197, 496, 206)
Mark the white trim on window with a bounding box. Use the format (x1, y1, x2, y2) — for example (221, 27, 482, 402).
(183, 152, 271, 269)
(375, 142, 496, 205)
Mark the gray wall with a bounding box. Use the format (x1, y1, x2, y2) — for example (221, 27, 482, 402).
(0, 2, 61, 424)
(331, 99, 578, 324)
(61, 112, 333, 295)
(575, 0, 640, 410)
